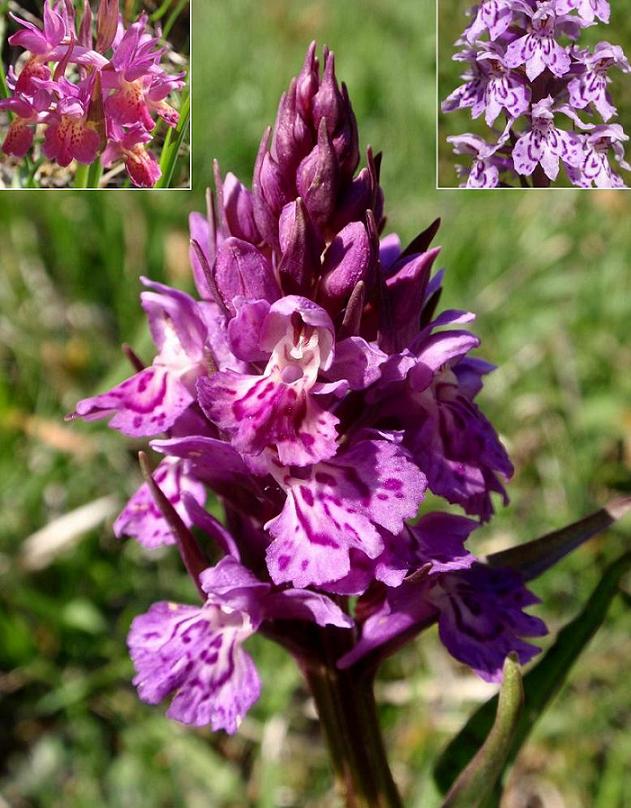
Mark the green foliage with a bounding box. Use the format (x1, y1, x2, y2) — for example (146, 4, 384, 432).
(156, 89, 191, 189)
(434, 553, 631, 802)
(440, 656, 523, 808)
(0, 1, 630, 806)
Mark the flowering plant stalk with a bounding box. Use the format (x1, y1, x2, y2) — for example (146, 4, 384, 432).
(0, 0, 187, 188)
(71, 42, 630, 806)
(442, 0, 631, 188)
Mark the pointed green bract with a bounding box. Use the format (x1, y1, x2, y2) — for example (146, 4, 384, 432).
(440, 655, 523, 808)
(434, 552, 631, 797)
(485, 497, 631, 581)
(138, 450, 206, 596)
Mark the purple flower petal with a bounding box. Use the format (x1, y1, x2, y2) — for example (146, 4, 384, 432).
(73, 366, 193, 437)
(114, 459, 205, 548)
(128, 600, 260, 732)
(265, 439, 426, 588)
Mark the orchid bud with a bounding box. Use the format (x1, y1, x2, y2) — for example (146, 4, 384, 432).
(331, 167, 373, 232)
(96, 0, 118, 53)
(319, 221, 372, 312)
(296, 118, 339, 232)
(295, 40, 319, 117)
(213, 238, 281, 314)
(272, 81, 314, 170)
(78, 0, 93, 48)
(213, 161, 261, 245)
(278, 198, 324, 296)
(312, 49, 345, 137)
(312, 51, 359, 179)
(253, 128, 290, 248)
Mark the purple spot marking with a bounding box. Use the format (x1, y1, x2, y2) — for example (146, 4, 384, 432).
(277, 554, 290, 570)
(315, 471, 337, 487)
(384, 478, 402, 491)
(300, 486, 314, 507)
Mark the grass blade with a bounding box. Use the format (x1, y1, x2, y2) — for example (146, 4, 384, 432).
(162, 0, 189, 40)
(150, 0, 175, 22)
(434, 551, 631, 797)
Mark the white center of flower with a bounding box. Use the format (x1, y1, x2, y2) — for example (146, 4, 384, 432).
(267, 323, 323, 390)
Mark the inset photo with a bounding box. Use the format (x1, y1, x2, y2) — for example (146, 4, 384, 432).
(0, 0, 190, 189)
(437, 0, 631, 189)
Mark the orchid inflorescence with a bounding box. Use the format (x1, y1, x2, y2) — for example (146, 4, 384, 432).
(69, 41, 549, 735)
(0, 0, 185, 187)
(442, 0, 631, 188)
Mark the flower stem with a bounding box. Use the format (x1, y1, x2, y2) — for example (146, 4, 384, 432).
(301, 635, 403, 808)
(87, 158, 103, 189)
(73, 162, 90, 188)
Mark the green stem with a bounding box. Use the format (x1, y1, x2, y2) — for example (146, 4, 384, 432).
(300, 634, 403, 808)
(87, 158, 103, 189)
(0, 56, 9, 100)
(156, 90, 190, 189)
(73, 162, 90, 188)
(150, 0, 174, 22)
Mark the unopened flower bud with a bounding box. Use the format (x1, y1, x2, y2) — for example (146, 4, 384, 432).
(273, 80, 314, 170)
(319, 221, 372, 312)
(312, 52, 359, 179)
(214, 161, 260, 245)
(253, 128, 290, 248)
(296, 118, 339, 232)
(96, 0, 118, 53)
(295, 41, 319, 118)
(214, 238, 281, 314)
(278, 198, 324, 295)
(78, 0, 93, 48)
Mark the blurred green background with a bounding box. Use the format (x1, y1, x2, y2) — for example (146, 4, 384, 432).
(1, 0, 630, 806)
(438, 0, 631, 187)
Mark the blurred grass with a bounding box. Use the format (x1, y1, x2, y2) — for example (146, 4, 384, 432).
(0, 0, 629, 806)
(438, 0, 631, 187)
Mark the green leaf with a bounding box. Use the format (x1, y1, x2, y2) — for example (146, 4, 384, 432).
(155, 90, 190, 189)
(434, 552, 631, 797)
(440, 655, 523, 808)
(485, 497, 631, 581)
